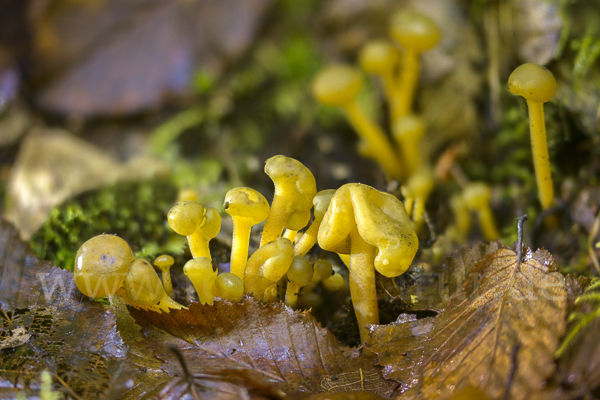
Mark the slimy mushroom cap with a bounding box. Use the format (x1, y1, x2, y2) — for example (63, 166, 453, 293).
(313, 189, 336, 222)
(124, 259, 166, 306)
(168, 201, 206, 236)
(223, 187, 270, 225)
(265, 155, 317, 211)
(390, 10, 440, 52)
(318, 183, 418, 277)
(508, 63, 556, 104)
(358, 40, 399, 74)
(311, 64, 363, 107)
(74, 234, 135, 298)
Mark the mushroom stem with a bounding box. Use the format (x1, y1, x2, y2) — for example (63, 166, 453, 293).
(477, 207, 500, 241)
(348, 228, 378, 343)
(230, 218, 253, 279)
(343, 101, 404, 180)
(526, 99, 554, 210)
(294, 222, 319, 256)
(395, 51, 419, 119)
(285, 283, 299, 308)
(261, 195, 290, 246)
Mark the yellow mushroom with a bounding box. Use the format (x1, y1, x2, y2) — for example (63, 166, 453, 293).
(263, 283, 279, 303)
(282, 209, 311, 242)
(284, 255, 314, 308)
(312, 65, 404, 180)
(74, 235, 183, 312)
(260, 156, 317, 246)
(167, 201, 207, 257)
(188, 207, 221, 259)
(318, 183, 418, 342)
(449, 193, 471, 240)
(322, 272, 345, 292)
(153, 254, 174, 297)
(462, 182, 500, 241)
(294, 189, 336, 256)
(358, 39, 400, 120)
(390, 10, 440, 119)
(223, 187, 270, 280)
(214, 273, 244, 303)
(183, 257, 218, 305)
(244, 237, 294, 300)
(402, 167, 435, 231)
(123, 259, 183, 312)
(508, 63, 557, 210)
(392, 114, 426, 177)
(74, 234, 134, 299)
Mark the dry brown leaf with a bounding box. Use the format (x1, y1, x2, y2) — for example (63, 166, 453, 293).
(124, 298, 391, 398)
(368, 244, 567, 400)
(0, 218, 130, 399)
(30, 0, 273, 116)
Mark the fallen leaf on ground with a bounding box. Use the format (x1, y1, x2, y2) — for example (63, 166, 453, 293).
(0, 218, 130, 399)
(368, 244, 568, 400)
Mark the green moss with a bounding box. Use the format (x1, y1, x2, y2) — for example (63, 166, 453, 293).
(30, 180, 178, 271)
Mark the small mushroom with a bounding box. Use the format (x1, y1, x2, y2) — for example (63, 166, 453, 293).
(294, 189, 336, 256)
(392, 114, 426, 177)
(390, 10, 440, 118)
(167, 201, 207, 258)
(153, 254, 174, 297)
(124, 259, 183, 312)
(183, 257, 218, 305)
(282, 209, 311, 242)
(244, 237, 294, 299)
(508, 63, 557, 210)
(358, 39, 400, 121)
(312, 65, 404, 180)
(318, 183, 418, 342)
(462, 182, 500, 241)
(322, 272, 345, 292)
(260, 156, 317, 246)
(401, 167, 435, 231)
(214, 273, 244, 303)
(223, 187, 270, 280)
(284, 255, 314, 308)
(188, 207, 221, 259)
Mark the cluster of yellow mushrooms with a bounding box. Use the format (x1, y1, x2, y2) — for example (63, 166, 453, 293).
(312, 10, 557, 242)
(74, 10, 559, 344)
(75, 155, 419, 342)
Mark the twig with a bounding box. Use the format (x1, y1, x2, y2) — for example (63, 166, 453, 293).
(517, 215, 527, 262)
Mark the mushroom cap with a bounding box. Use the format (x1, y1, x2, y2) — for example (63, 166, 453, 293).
(313, 259, 333, 282)
(390, 10, 440, 52)
(322, 272, 345, 292)
(358, 40, 399, 74)
(318, 183, 418, 277)
(462, 182, 492, 210)
(124, 259, 166, 306)
(153, 254, 174, 269)
(285, 210, 311, 231)
(74, 234, 134, 298)
(200, 207, 222, 239)
(168, 201, 206, 236)
(287, 256, 314, 287)
(264, 155, 317, 212)
(215, 273, 244, 302)
(405, 168, 435, 197)
(508, 63, 556, 103)
(392, 114, 426, 141)
(311, 64, 363, 107)
(223, 187, 270, 225)
(313, 189, 336, 222)
(262, 238, 294, 282)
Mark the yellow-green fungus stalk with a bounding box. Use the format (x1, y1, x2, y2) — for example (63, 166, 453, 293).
(392, 114, 426, 177)
(318, 183, 418, 342)
(285, 255, 314, 308)
(245, 237, 294, 300)
(74, 234, 134, 299)
(311, 65, 404, 180)
(402, 167, 435, 231)
(294, 189, 336, 256)
(260, 156, 317, 246)
(358, 39, 400, 120)
(449, 193, 471, 241)
(462, 182, 500, 241)
(390, 10, 440, 119)
(188, 207, 221, 259)
(223, 187, 270, 280)
(153, 254, 174, 297)
(124, 259, 183, 312)
(322, 272, 345, 292)
(167, 201, 207, 257)
(183, 257, 218, 305)
(214, 273, 244, 302)
(508, 63, 557, 210)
